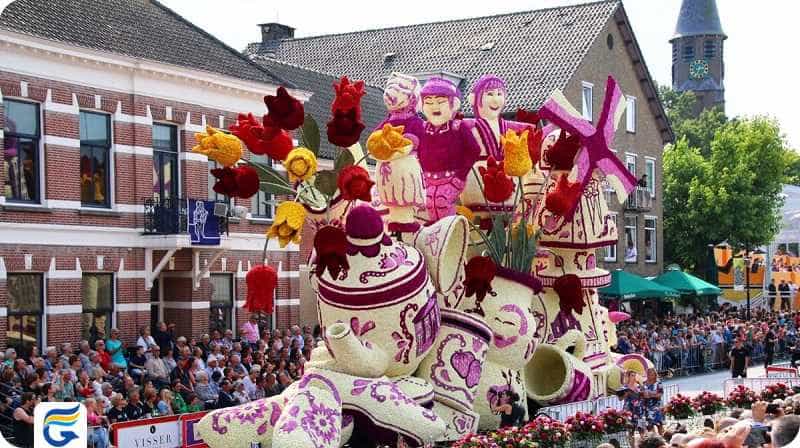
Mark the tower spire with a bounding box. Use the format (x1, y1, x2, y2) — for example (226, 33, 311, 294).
(672, 0, 726, 41)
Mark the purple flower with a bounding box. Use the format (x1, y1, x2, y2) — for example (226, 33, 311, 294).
(301, 401, 339, 445)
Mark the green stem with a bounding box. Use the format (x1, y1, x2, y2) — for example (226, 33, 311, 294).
(466, 220, 502, 264)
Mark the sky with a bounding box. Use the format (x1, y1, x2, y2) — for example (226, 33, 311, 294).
(155, 0, 798, 148)
(1, 0, 796, 147)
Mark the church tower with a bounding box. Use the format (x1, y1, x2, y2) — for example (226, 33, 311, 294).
(670, 0, 726, 115)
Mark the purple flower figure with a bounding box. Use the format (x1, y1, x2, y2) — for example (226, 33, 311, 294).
(301, 400, 340, 445)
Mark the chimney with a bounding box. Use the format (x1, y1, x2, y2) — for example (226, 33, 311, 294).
(259, 23, 295, 43)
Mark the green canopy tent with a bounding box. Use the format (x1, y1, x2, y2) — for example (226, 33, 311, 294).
(599, 269, 680, 300)
(653, 268, 722, 297)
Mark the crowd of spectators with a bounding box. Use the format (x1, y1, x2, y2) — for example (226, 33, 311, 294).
(630, 397, 800, 448)
(615, 308, 800, 376)
(0, 315, 320, 448)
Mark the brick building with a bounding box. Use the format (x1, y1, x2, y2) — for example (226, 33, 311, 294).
(0, 0, 311, 353)
(246, 0, 674, 280)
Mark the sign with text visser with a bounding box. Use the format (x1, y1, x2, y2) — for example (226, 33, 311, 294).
(111, 415, 181, 448)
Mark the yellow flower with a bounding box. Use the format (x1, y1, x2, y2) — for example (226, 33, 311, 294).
(191, 126, 243, 167)
(283, 147, 317, 182)
(502, 129, 532, 177)
(267, 201, 306, 247)
(366, 124, 413, 161)
(511, 223, 535, 240)
(455, 205, 475, 223)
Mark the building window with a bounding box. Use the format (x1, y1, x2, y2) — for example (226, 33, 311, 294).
(683, 44, 695, 62)
(152, 124, 178, 201)
(80, 111, 111, 207)
(210, 274, 234, 333)
(704, 40, 715, 59)
(3, 99, 40, 203)
(7, 274, 43, 355)
(626, 154, 636, 176)
(672, 43, 678, 64)
(626, 96, 636, 133)
(624, 215, 637, 263)
(581, 82, 593, 121)
(604, 213, 618, 262)
(251, 154, 273, 219)
(645, 217, 657, 263)
(81, 274, 114, 341)
(645, 158, 656, 198)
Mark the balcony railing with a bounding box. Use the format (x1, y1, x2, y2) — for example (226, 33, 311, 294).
(142, 197, 229, 235)
(625, 186, 653, 211)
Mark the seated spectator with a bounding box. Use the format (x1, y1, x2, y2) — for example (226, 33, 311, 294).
(13, 392, 35, 448)
(157, 389, 174, 416)
(106, 393, 129, 424)
(233, 380, 249, 404)
(125, 387, 146, 420)
(216, 379, 237, 409)
(194, 371, 218, 407)
(137, 326, 157, 353)
(128, 345, 147, 384)
(84, 398, 109, 448)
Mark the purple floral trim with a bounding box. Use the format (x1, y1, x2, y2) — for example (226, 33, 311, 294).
(359, 245, 414, 284)
(391, 302, 418, 364)
(351, 379, 417, 407)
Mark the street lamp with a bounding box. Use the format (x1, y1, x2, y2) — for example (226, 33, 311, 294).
(743, 244, 751, 321)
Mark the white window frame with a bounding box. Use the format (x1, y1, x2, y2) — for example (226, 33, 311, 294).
(3, 97, 45, 206)
(626, 95, 637, 133)
(604, 212, 618, 262)
(645, 157, 656, 198)
(644, 216, 657, 264)
(581, 81, 593, 121)
(625, 153, 637, 176)
(78, 109, 115, 209)
(624, 215, 637, 263)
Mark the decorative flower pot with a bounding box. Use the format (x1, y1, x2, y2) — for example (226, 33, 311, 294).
(428, 401, 480, 442)
(463, 268, 541, 430)
(416, 308, 492, 412)
(525, 341, 594, 405)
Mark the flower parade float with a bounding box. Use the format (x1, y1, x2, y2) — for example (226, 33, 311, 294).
(195, 72, 647, 447)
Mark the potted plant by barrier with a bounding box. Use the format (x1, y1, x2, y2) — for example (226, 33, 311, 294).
(664, 394, 696, 423)
(692, 391, 724, 416)
(761, 383, 795, 401)
(565, 411, 604, 448)
(727, 385, 757, 410)
(599, 408, 632, 444)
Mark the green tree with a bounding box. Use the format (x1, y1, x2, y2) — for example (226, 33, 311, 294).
(658, 86, 728, 156)
(662, 115, 789, 273)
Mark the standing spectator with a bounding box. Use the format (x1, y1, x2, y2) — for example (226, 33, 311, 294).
(729, 338, 750, 378)
(780, 280, 791, 311)
(622, 371, 646, 434)
(153, 322, 173, 354)
(13, 392, 35, 447)
(241, 315, 260, 348)
(642, 368, 664, 434)
(106, 329, 127, 369)
(765, 325, 777, 368)
(769, 279, 778, 310)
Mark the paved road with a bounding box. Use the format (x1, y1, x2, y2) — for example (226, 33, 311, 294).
(663, 365, 768, 395)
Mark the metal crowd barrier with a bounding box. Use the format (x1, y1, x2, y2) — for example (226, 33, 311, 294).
(539, 384, 679, 422)
(645, 340, 786, 377)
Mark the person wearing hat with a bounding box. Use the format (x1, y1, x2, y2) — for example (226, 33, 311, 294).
(233, 380, 250, 404)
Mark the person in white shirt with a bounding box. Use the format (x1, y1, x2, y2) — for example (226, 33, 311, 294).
(241, 365, 261, 400)
(137, 326, 157, 353)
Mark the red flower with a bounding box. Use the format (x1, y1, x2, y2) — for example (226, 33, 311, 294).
(229, 113, 293, 160)
(332, 77, 365, 119)
(234, 165, 260, 199)
(545, 173, 583, 217)
(337, 165, 374, 201)
(327, 108, 365, 148)
(515, 109, 540, 126)
(463, 256, 496, 316)
(527, 125, 544, 166)
(245, 264, 277, 314)
(553, 274, 584, 315)
(264, 86, 304, 131)
(479, 156, 514, 203)
(210, 166, 238, 196)
(210, 165, 260, 199)
(544, 130, 581, 170)
(313, 226, 349, 279)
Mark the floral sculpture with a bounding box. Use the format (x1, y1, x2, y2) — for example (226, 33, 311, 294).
(726, 384, 757, 409)
(693, 391, 725, 415)
(664, 394, 696, 420)
(196, 71, 648, 446)
(761, 382, 795, 401)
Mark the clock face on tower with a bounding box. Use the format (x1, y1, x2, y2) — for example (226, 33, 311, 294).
(689, 59, 710, 80)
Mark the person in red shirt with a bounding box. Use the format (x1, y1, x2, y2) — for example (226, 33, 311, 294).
(95, 340, 112, 371)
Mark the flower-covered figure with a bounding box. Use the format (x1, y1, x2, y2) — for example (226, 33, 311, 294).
(405, 77, 481, 222)
(369, 75, 426, 233)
